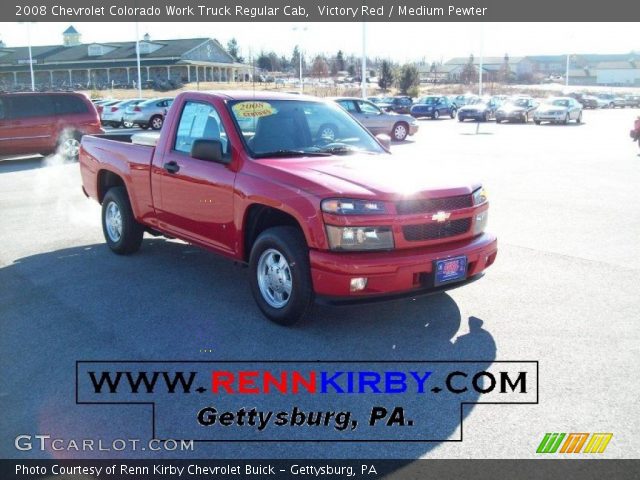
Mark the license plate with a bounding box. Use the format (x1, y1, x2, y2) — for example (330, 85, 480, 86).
(434, 256, 467, 286)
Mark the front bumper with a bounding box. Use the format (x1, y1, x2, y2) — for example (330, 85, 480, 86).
(534, 112, 565, 122)
(309, 232, 497, 297)
(496, 111, 527, 121)
(458, 110, 485, 120)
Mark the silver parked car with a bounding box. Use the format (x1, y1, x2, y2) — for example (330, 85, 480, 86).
(332, 97, 419, 141)
(122, 97, 174, 130)
(100, 99, 144, 128)
(534, 97, 583, 125)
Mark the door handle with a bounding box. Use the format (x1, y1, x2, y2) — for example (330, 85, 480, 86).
(163, 161, 180, 174)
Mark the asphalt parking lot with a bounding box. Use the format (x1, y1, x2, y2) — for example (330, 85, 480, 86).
(1, 108, 639, 460)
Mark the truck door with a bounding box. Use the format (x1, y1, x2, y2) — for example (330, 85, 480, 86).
(152, 100, 236, 255)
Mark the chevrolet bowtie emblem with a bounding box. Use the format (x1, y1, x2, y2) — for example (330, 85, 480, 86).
(431, 211, 451, 222)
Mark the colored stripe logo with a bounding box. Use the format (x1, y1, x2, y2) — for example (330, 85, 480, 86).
(537, 433, 612, 454)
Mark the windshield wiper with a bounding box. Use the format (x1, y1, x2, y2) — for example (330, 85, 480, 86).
(316, 145, 362, 155)
(254, 149, 331, 158)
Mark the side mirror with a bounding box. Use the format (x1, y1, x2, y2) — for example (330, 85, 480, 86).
(191, 139, 229, 164)
(375, 134, 391, 151)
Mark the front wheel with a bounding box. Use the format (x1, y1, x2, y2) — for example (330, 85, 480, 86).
(433, 110, 440, 120)
(392, 122, 408, 141)
(450, 109, 456, 119)
(101, 187, 144, 255)
(576, 112, 582, 124)
(249, 226, 313, 326)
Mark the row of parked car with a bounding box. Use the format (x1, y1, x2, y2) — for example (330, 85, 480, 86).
(93, 97, 174, 130)
(351, 93, 589, 129)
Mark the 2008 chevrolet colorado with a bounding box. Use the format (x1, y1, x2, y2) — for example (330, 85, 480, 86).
(79, 91, 497, 325)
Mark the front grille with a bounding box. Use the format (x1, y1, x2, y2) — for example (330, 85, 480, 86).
(403, 218, 471, 242)
(396, 195, 472, 215)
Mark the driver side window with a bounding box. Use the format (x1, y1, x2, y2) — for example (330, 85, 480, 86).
(174, 101, 229, 156)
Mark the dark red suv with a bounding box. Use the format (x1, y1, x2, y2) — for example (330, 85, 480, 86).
(0, 92, 103, 159)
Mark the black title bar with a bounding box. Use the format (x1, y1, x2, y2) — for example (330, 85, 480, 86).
(8, 0, 640, 22)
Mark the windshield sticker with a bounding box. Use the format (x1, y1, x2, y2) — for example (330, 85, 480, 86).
(233, 101, 278, 118)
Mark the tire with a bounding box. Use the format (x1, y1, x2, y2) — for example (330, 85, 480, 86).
(563, 114, 569, 125)
(392, 122, 408, 141)
(522, 113, 528, 124)
(249, 226, 313, 326)
(482, 112, 488, 122)
(576, 112, 582, 124)
(140, 124, 149, 130)
(534, 120, 541, 125)
(433, 110, 440, 120)
(318, 123, 338, 141)
(458, 116, 464, 122)
(150, 115, 164, 130)
(101, 187, 144, 255)
(57, 131, 82, 161)
(123, 120, 134, 129)
(450, 109, 456, 119)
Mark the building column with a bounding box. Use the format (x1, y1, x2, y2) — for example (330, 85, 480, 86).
(68, 69, 72, 85)
(50, 71, 54, 87)
(106, 68, 111, 85)
(126, 67, 130, 85)
(146, 67, 150, 81)
(87, 69, 92, 87)
(166, 66, 170, 80)
(13, 71, 17, 85)
(186, 66, 191, 83)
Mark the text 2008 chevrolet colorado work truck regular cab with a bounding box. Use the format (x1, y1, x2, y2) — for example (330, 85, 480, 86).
(80, 91, 497, 325)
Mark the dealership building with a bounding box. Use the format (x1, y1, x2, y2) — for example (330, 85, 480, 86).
(0, 26, 251, 89)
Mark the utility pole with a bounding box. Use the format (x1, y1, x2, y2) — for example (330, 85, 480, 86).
(361, 22, 367, 98)
(135, 22, 142, 98)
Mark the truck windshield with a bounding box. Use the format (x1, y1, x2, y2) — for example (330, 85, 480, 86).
(227, 99, 385, 158)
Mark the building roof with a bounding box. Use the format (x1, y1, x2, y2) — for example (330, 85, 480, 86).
(0, 38, 237, 67)
(596, 60, 640, 70)
(445, 56, 525, 66)
(63, 26, 79, 34)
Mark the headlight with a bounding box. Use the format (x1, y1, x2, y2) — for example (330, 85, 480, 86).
(325, 225, 394, 251)
(472, 187, 488, 205)
(473, 211, 489, 234)
(321, 198, 386, 215)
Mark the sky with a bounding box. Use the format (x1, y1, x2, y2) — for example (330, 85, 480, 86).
(0, 22, 638, 63)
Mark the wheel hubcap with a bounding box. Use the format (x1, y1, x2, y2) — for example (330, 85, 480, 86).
(153, 118, 163, 129)
(394, 125, 406, 139)
(105, 201, 123, 242)
(257, 249, 293, 309)
(62, 138, 80, 158)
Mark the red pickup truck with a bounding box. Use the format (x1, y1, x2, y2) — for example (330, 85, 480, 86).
(80, 91, 497, 325)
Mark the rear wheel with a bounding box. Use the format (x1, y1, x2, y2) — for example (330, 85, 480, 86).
(534, 120, 541, 125)
(433, 110, 440, 120)
(576, 112, 582, 124)
(101, 187, 144, 255)
(450, 109, 456, 119)
(150, 115, 164, 130)
(249, 226, 313, 326)
(563, 113, 569, 125)
(57, 131, 82, 161)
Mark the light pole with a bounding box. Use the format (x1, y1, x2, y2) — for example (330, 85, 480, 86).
(19, 22, 36, 91)
(565, 53, 570, 87)
(361, 22, 367, 98)
(478, 22, 484, 96)
(135, 22, 143, 98)
(292, 26, 307, 93)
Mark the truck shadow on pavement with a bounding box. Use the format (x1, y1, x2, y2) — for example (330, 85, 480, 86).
(1, 238, 497, 461)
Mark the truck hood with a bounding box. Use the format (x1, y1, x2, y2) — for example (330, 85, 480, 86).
(255, 153, 480, 200)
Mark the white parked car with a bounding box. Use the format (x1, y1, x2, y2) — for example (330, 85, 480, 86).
(534, 97, 583, 125)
